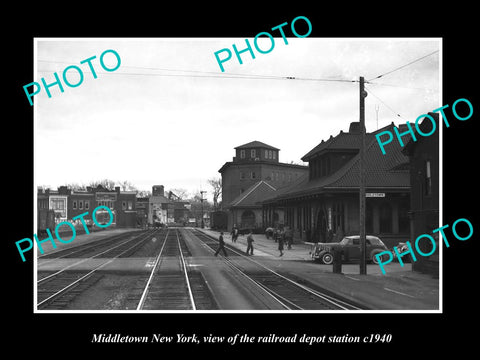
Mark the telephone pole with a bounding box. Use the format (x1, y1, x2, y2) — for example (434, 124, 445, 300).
(359, 76, 367, 275)
(200, 190, 206, 228)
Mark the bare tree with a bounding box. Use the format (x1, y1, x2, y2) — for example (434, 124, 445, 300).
(208, 177, 222, 211)
(118, 180, 137, 191)
(167, 188, 189, 200)
(88, 179, 116, 191)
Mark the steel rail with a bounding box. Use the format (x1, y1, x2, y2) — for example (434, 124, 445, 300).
(37, 229, 162, 309)
(176, 230, 197, 310)
(37, 229, 157, 285)
(37, 229, 145, 265)
(222, 256, 295, 310)
(136, 229, 170, 310)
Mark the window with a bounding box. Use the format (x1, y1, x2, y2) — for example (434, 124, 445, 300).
(128, 201, 133, 210)
(251, 149, 256, 158)
(240, 150, 245, 159)
(425, 160, 432, 196)
(79, 200, 83, 210)
(251, 171, 256, 179)
(241, 210, 256, 228)
(398, 199, 409, 233)
(265, 149, 268, 158)
(73, 201, 77, 210)
(272, 151, 276, 159)
(98, 200, 114, 209)
(51, 199, 65, 210)
(268, 150, 272, 159)
(379, 202, 393, 233)
(122, 201, 127, 210)
(85, 201, 89, 210)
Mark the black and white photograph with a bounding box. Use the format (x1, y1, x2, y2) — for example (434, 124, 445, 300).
(33, 37, 441, 312)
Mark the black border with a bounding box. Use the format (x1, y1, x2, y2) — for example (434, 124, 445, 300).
(6, 4, 478, 355)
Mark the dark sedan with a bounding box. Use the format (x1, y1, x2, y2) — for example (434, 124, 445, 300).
(310, 235, 389, 265)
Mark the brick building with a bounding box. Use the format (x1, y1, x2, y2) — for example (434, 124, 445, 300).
(219, 140, 308, 230)
(37, 185, 137, 228)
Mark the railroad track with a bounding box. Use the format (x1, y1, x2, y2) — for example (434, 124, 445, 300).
(38, 229, 151, 263)
(36, 229, 162, 310)
(189, 229, 366, 311)
(136, 228, 218, 311)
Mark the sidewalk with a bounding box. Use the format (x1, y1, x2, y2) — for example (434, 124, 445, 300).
(200, 228, 312, 260)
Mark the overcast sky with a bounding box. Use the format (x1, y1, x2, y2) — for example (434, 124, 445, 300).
(34, 38, 440, 201)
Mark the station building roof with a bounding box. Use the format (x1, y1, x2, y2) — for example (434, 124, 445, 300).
(263, 122, 411, 204)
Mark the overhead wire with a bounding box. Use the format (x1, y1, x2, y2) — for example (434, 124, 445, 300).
(37, 59, 357, 83)
(368, 49, 439, 81)
(364, 85, 407, 121)
(366, 81, 438, 92)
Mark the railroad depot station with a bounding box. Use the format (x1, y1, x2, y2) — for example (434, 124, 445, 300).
(217, 118, 439, 276)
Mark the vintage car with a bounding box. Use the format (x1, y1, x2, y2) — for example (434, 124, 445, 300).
(310, 235, 389, 265)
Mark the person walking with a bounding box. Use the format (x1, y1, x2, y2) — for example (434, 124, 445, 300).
(273, 228, 280, 243)
(285, 226, 293, 250)
(246, 231, 254, 255)
(231, 225, 239, 243)
(278, 234, 284, 257)
(214, 232, 228, 257)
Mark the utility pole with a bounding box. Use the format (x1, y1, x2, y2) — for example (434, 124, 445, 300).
(200, 190, 206, 228)
(359, 76, 367, 275)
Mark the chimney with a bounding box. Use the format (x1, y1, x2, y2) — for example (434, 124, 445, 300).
(348, 122, 361, 134)
(152, 185, 165, 197)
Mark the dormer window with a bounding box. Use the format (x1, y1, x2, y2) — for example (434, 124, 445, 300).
(251, 149, 256, 158)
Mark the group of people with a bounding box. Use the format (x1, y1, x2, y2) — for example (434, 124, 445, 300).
(215, 225, 293, 257)
(214, 225, 254, 257)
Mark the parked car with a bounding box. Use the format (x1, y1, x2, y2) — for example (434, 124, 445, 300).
(310, 235, 389, 265)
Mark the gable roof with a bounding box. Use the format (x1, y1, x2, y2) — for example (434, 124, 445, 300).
(228, 181, 277, 208)
(235, 141, 279, 151)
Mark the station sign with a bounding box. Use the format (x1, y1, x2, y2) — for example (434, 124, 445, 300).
(366, 193, 385, 198)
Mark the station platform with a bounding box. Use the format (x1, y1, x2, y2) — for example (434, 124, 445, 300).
(197, 228, 440, 311)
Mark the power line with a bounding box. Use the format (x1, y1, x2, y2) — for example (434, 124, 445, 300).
(364, 85, 406, 121)
(368, 50, 439, 81)
(37, 59, 356, 83)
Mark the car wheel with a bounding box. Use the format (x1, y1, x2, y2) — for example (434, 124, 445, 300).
(321, 252, 334, 265)
(371, 250, 387, 264)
